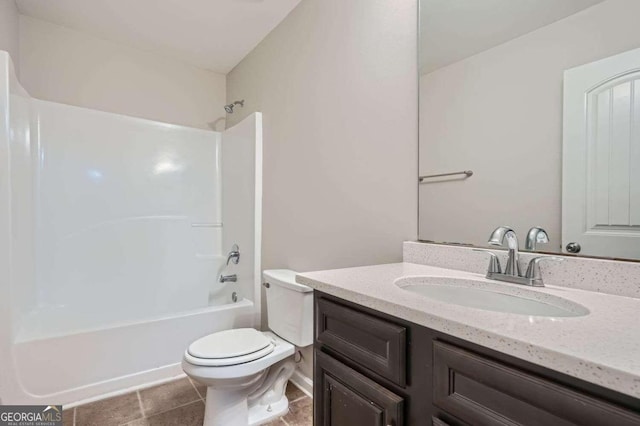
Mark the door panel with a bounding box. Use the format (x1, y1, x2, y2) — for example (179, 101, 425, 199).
(563, 47, 640, 258)
(326, 376, 385, 425)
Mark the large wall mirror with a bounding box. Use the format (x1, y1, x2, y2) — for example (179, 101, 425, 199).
(418, 0, 640, 260)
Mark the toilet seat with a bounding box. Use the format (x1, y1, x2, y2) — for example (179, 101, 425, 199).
(185, 328, 276, 367)
(183, 331, 295, 380)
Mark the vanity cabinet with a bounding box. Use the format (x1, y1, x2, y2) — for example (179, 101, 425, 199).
(313, 292, 640, 426)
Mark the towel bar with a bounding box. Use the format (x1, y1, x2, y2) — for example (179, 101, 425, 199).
(419, 170, 473, 182)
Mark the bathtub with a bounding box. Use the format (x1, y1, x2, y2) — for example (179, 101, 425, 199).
(0, 52, 263, 407)
(6, 294, 255, 406)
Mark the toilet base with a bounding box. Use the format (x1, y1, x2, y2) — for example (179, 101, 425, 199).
(203, 387, 249, 426)
(248, 394, 289, 426)
(200, 357, 296, 426)
(201, 385, 290, 426)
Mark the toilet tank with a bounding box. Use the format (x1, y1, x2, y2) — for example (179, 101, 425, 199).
(263, 269, 313, 347)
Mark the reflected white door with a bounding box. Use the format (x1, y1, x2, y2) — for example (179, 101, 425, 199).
(563, 48, 640, 258)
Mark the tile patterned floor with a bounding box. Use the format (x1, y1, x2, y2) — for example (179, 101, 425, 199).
(63, 378, 312, 426)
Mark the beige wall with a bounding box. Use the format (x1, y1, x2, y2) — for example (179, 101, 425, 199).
(19, 16, 226, 130)
(419, 0, 640, 250)
(227, 0, 418, 378)
(0, 0, 19, 76)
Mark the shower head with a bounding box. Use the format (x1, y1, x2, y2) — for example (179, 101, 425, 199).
(224, 100, 245, 113)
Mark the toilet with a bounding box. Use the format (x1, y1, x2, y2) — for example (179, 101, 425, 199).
(182, 270, 313, 426)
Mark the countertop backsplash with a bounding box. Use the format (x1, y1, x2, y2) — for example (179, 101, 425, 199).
(404, 241, 640, 299)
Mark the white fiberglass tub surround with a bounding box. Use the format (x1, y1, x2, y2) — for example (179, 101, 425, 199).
(0, 52, 263, 405)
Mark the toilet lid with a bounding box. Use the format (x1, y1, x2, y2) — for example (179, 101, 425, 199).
(188, 328, 272, 360)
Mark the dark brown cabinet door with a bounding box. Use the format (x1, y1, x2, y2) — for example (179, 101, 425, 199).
(315, 350, 404, 426)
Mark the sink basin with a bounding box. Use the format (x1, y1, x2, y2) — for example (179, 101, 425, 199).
(395, 276, 589, 317)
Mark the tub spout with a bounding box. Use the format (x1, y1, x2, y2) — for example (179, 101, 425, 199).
(219, 274, 237, 283)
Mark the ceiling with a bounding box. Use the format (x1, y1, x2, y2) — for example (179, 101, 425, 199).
(16, 0, 301, 74)
(420, 0, 605, 75)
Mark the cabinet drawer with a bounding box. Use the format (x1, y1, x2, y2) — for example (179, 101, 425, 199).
(433, 341, 640, 426)
(315, 350, 404, 426)
(315, 297, 407, 386)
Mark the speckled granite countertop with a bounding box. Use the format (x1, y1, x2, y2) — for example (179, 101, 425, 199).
(296, 262, 640, 399)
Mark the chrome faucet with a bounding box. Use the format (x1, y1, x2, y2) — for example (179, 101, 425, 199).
(219, 274, 237, 283)
(525, 227, 549, 251)
(477, 226, 562, 287)
(219, 244, 240, 283)
(488, 226, 521, 276)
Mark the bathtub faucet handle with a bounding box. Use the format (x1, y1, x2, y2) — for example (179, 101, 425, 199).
(226, 244, 240, 265)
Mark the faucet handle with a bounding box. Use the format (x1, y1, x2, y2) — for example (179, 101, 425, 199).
(524, 256, 563, 286)
(473, 249, 502, 275)
(226, 244, 240, 265)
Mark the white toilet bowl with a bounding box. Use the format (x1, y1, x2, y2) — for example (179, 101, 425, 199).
(183, 269, 313, 426)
